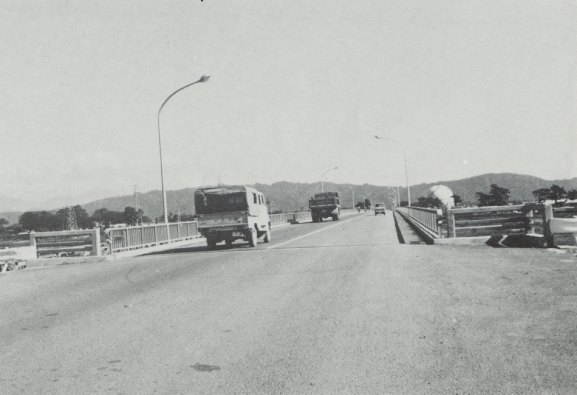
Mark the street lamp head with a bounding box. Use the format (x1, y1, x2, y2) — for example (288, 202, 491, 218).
(199, 75, 210, 83)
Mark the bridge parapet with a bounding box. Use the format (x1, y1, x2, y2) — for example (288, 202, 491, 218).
(397, 204, 556, 246)
(396, 207, 442, 239)
(446, 204, 551, 239)
(107, 221, 199, 254)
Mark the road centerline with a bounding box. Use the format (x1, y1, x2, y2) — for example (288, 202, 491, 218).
(267, 214, 366, 250)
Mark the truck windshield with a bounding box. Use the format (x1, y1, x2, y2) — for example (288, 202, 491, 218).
(195, 191, 248, 214)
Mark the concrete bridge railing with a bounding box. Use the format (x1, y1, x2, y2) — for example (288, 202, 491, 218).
(446, 204, 552, 239)
(397, 204, 557, 245)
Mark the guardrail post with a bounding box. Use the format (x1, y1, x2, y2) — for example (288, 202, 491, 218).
(447, 209, 456, 238)
(29, 232, 36, 247)
(91, 229, 101, 256)
(29, 232, 37, 258)
(543, 204, 553, 248)
(525, 209, 535, 235)
(154, 225, 158, 244)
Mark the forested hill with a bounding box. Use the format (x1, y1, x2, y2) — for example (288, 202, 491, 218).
(409, 173, 577, 206)
(80, 173, 577, 219)
(3, 173, 577, 224)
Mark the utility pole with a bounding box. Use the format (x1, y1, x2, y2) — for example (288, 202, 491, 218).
(66, 206, 78, 230)
(134, 185, 142, 225)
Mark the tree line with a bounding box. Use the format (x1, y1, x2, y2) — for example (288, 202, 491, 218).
(531, 185, 577, 206)
(412, 184, 577, 209)
(0, 206, 196, 235)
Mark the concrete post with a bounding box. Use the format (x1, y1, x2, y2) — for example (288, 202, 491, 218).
(525, 210, 535, 235)
(91, 229, 101, 256)
(543, 204, 553, 248)
(447, 209, 456, 238)
(29, 232, 36, 247)
(29, 232, 37, 258)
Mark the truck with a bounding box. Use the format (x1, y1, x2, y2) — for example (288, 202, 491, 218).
(194, 185, 271, 249)
(309, 192, 340, 222)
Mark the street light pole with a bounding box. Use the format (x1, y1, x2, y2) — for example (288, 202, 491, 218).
(387, 187, 397, 209)
(375, 135, 411, 207)
(321, 167, 338, 193)
(158, 75, 210, 231)
(387, 186, 399, 207)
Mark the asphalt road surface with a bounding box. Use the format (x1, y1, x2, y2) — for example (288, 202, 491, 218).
(1, 211, 576, 394)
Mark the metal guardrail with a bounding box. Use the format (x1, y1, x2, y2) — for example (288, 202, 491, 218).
(109, 210, 337, 253)
(269, 209, 357, 226)
(270, 211, 312, 226)
(269, 213, 291, 226)
(107, 221, 199, 253)
(289, 212, 312, 223)
(397, 204, 554, 241)
(109, 212, 322, 252)
(396, 207, 442, 238)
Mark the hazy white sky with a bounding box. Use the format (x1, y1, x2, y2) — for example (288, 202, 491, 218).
(1, 0, 576, 207)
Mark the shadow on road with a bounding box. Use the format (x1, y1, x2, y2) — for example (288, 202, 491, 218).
(142, 242, 255, 256)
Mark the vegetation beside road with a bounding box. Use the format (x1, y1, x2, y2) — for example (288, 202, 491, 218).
(0, 205, 190, 237)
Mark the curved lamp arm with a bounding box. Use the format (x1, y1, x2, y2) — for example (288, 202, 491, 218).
(158, 75, 210, 225)
(321, 167, 338, 193)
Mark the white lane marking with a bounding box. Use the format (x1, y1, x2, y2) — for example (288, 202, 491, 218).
(267, 214, 366, 250)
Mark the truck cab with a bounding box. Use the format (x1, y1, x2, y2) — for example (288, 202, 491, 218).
(194, 185, 271, 249)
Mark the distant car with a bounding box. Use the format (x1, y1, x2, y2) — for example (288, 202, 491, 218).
(374, 203, 386, 215)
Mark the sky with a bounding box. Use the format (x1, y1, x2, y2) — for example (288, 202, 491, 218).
(1, 0, 576, 210)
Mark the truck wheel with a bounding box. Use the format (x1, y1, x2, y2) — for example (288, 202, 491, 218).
(206, 237, 217, 250)
(248, 228, 258, 247)
(332, 214, 337, 221)
(225, 237, 234, 246)
(263, 227, 271, 243)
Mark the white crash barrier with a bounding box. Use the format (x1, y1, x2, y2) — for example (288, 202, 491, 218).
(548, 218, 577, 234)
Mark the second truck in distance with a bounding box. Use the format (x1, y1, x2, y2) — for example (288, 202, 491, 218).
(309, 192, 340, 222)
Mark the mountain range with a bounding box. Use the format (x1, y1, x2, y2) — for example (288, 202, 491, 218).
(2, 173, 577, 224)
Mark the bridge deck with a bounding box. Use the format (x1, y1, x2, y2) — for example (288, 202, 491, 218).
(1, 210, 575, 394)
